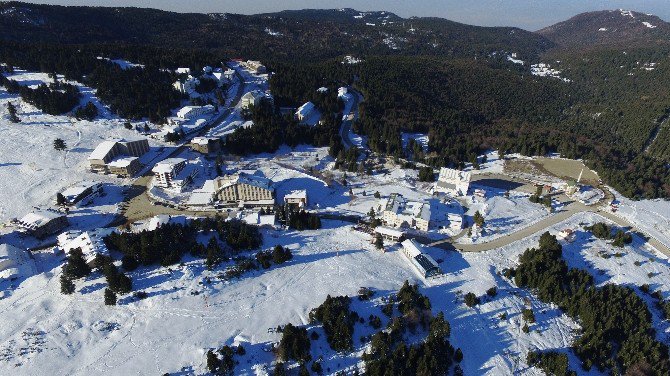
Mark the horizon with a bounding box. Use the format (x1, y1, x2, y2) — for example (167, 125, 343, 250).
(15, 0, 670, 31)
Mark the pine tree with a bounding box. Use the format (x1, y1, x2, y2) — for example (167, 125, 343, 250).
(63, 248, 92, 279)
(60, 274, 75, 295)
(206, 349, 221, 374)
(104, 288, 117, 306)
(374, 234, 384, 250)
(53, 138, 67, 151)
(473, 211, 485, 228)
(56, 192, 66, 206)
(7, 102, 20, 123)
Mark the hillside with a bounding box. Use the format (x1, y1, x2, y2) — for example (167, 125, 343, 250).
(0, 2, 551, 61)
(539, 9, 670, 49)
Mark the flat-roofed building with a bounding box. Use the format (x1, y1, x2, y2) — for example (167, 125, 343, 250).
(374, 226, 406, 243)
(381, 193, 431, 232)
(108, 157, 142, 177)
(18, 209, 68, 239)
(152, 158, 196, 191)
(284, 190, 307, 208)
(190, 137, 220, 154)
(177, 105, 215, 120)
(88, 138, 149, 174)
(401, 239, 441, 278)
(60, 181, 103, 206)
(88, 141, 121, 172)
(435, 168, 471, 196)
(214, 171, 275, 208)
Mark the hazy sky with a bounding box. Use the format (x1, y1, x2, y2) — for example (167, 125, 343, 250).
(22, 0, 670, 30)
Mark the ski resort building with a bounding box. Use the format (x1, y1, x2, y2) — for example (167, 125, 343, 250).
(0, 244, 36, 281)
(240, 90, 273, 109)
(190, 137, 221, 154)
(295, 102, 316, 122)
(213, 171, 275, 208)
(177, 105, 215, 120)
(18, 209, 68, 239)
(108, 157, 142, 177)
(434, 168, 471, 196)
(152, 158, 196, 191)
(401, 239, 441, 278)
(284, 190, 308, 208)
(381, 193, 431, 232)
(374, 226, 406, 243)
(60, 181, 103, 206)
(88, 138, 149, 175)
(242, 60, 267, 74)
(57, 229, 113, 265)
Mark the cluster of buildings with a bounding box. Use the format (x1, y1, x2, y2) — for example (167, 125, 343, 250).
(165, 105, 217, 137)
(152, 158, 198, 192)
(434, 167, 471, 196)
(381, 193, 431, 232)
(240, 60, 267, 74)
(173, 66, 234, 97)
(88, 138, 150, 177)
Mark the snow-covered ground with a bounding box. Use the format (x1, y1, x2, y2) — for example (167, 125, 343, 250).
(613, 194, 670, 250)
(0, 70, 166, 224)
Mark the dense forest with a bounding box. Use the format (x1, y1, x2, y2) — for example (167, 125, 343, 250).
(1, 3, 669, 198)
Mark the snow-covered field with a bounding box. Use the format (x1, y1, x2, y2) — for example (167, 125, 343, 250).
(0, 70, 164, 224)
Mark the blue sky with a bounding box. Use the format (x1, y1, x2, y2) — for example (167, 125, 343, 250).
(23, 0, 670, 30)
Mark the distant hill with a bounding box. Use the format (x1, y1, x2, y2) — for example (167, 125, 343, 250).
(0, 2, 552, 60)
(538, 9, 670, 49)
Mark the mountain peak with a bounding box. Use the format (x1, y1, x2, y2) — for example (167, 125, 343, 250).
(538, 9, 670, 49)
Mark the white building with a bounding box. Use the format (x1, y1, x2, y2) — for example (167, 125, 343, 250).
(435, 168, 471, 196)
(177, 105, 215, 120)
(18, 209, 69, 239)
(242, 60, 266, 74)
(152, 158, 197, 191)
(57, 229, 113, 264)
(295, 101, 316, 122)
(60, 181, 103, 206)
(0, 244, 36, 281)
(284, 190, 308, 208)
(175, 67, 191, 75)
(338, 87, 348, 97)
(240, 90, 273, 109)
(401, 239, 441, 278)
(374, 226, 406, 243)
(381, 193, 431, 232)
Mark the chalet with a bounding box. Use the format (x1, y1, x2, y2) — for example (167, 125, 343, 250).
(434, 168, 471, 196)
(57, 229, 113, 265)
(295, 102, 316, 122)
(18, 209, 68, 239)
(401, 239, 442, 278)
(60, 181, 103, 206)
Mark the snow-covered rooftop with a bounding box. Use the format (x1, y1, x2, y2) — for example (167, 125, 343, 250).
(152, 158, 186, 174)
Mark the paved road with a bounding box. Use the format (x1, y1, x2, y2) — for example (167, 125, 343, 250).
(339, 89, 360, 150)
(429, 196, 670, 257)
